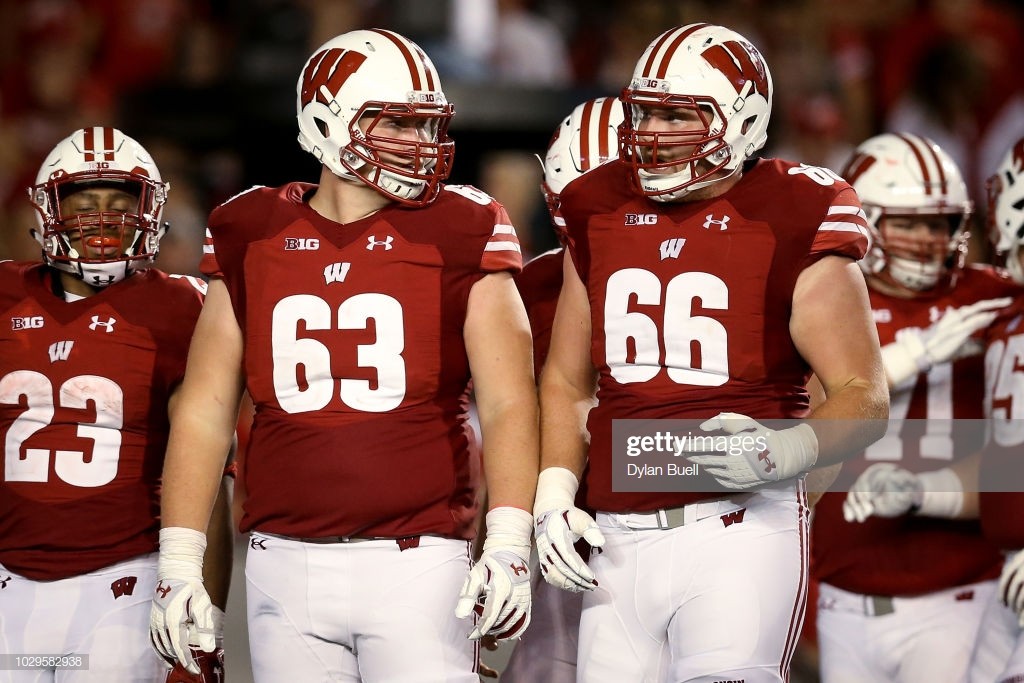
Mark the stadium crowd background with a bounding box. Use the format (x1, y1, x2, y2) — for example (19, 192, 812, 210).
(1, 1, 1022, 681)
(1, 0, 1023, 273)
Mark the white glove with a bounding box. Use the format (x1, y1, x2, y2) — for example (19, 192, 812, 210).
(533, 467, 605, 593)
(454, 507, 533, 640)
(882, 297, 1012, 388)
(999, 549, 1024, 627)
(682, 413, 818, 490)
(843, 464, 963, 522)
(150, 527, 215, 674)
(843, 463, 921, 522)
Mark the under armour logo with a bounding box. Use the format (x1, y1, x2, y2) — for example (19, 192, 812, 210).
(367, 235, 394, 251)
(0, 575, 10, 589)
(250, 537, 267, 550)
(720, 509, 746, 528)
(511, 562, 528, 577)
(758, 450, 776, 473)
(155, 580, 172, 599)
(88, 274, 117, 287)
(111, 575, 138, 599)
(703, 214, 730, 231)
(89, 316, 117, 332)
(49, 340, 74, 362)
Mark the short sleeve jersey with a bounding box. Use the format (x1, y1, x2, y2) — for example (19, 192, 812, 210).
(201, 183, 522, 539)
(812, 265, 1018, 595)
(980, 296, 1024, 550)
(0, 264, 204, 580)
(559, 158, 868, 513)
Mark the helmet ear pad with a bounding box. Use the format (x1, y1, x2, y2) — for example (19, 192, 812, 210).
(295, 29, 455, 207)
(28, 127, 168, 288)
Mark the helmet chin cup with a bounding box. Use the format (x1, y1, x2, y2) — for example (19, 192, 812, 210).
(886, 255, 942, 291)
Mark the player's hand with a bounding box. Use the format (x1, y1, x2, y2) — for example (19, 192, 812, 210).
(150, 528, 215, 675)
(682, 413, 818, 490)
(842, 463, 922, 522)
(999, 549, 1024, 627)
(882, 297, 1012, 386)
(455, 507, 533, 641)
(533, 467, 605, 593)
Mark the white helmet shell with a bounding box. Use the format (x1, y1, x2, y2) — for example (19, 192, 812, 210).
(296, 29, 455, 206)
(987, 138, 1024, 284)
(842, 132, 971, 291)
(620, 23, 773, 202)
(28, 127, 168, 287)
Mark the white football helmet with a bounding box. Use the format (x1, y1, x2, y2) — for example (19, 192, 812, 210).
(619, 23, 772, 202)
(296, 28, 454, 207)
(842, 132, 971, 291)
(28, 127, 168, 288)
(987, 138, 1024, 284)
(540, 96, 624, 239)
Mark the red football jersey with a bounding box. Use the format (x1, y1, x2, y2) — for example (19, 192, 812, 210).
(0, 264, 204, 580)
(200, 182, 522, 539)
(812, 265, 1017, 595)
(559, 158, 868, 513)
(514, 248, 563, 381)
(979, 297, 1024, 549)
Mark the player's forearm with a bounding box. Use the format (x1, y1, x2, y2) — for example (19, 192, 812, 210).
(539, 375, 593, 478)
(162, 406, 238, 531)
(808, 378, 889, 466)
(478, 396, 539, 512)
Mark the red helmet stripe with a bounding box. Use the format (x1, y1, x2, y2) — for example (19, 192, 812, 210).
(841, 153, 876, 186)
(897, 133, 938, 196)
(82, 126, 117, 162)
(579, 99, 594, 171)
(370, 29, 426, 90)
(411, 44, 437, 90)
(642, 24, 709, 79)
(595, 97, 614, 164)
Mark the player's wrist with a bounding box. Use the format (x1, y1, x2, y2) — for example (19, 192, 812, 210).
(158, 526, 207, 580)
(911, 467, 963, 518)
(533, 467, 580, 518)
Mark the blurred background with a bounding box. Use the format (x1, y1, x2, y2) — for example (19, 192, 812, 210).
(2, 0, 1023, 270)
(3, 1, 1022, 680)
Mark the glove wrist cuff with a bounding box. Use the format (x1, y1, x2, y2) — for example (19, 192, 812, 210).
(913, 467, 964, 518)
(158, 526, 207, 580)
(533, 467, 580, 518)
(781, 423, 819, 478)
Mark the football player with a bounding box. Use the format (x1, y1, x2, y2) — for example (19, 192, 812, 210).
(0, 127, 233, 682)
(502, 95, 623, 683)
(534, 23, 888, 683)
(812, 132, 1017, 683)
(147, 29, 538, 682)
(838, 138, 1024, 682)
